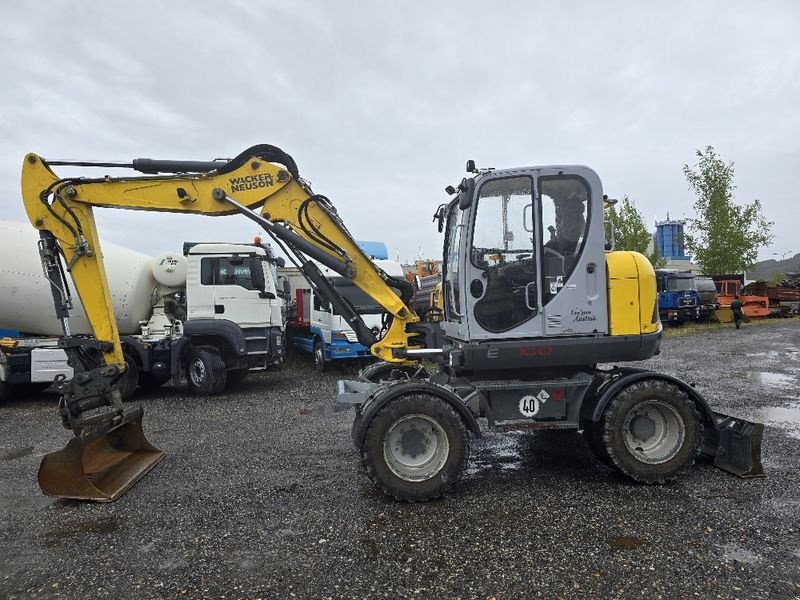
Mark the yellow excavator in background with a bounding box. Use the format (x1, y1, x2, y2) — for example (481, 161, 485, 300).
(21, 145, 764, 502)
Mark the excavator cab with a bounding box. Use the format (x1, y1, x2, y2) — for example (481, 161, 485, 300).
(438, 165, 662, 367)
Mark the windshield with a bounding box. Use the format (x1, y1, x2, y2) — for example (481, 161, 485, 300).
(695, 278, 716, 293)
(331, 278, 382, 314)
(667, 278, 697, 292)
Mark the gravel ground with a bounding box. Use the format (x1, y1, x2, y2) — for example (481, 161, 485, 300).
(1, 321, 799, 599)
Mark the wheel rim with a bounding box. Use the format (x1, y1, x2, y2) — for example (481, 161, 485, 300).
(383, 414, 449, 482)
(189, 358, 206, 386)
(315, 344, 324, 367)
(622, 400, 685, 464)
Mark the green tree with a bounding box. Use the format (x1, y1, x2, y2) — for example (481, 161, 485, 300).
(683, 146, 773, 274)
(606, 195, 666, 268)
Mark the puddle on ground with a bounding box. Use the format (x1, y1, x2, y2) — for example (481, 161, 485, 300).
(720, 544, 761, 564)
(465, 435, 523, 475)
(608, 536, 645, 550)
(756, 402, 800, 439)
(0, 446, 34, 461)
(44, 517, 120, 548)
(735, 371, 796, 388)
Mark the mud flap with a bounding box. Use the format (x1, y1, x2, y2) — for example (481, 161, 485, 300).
(38, 409, 165, 502)
(701, 413, 765, 478)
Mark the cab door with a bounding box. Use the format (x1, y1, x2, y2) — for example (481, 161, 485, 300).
(536, 169, 607, 335)
(464, 173, 543, 340)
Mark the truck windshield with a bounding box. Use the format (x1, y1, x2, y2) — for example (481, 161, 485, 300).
(695, 279, 716, 293)
(667, 278, 696, 292)
(331, 279, 383, 314)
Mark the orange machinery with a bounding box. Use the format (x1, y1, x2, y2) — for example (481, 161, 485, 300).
(715, 279, 770, 319)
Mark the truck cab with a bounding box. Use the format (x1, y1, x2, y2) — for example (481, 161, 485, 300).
(655, 269, 700, 324)
(281, 259, 406, 370)
(694, 276, 720, 321)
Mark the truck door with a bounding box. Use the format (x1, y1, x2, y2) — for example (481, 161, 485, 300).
(198, 254, 274, 327)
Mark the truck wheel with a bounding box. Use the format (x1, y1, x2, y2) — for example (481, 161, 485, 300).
(139, 372, 170, 390)
(313, 339, 326, 373)
(359, 361, 430, 383)
(361, 391, 469, 501)
(119, 356, 139, 401)
(601, 380, 702, 484)
(185, 346, 226, 396)
(0, 379, 12, 403)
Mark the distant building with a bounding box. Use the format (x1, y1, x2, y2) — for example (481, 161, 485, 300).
(654, 217, 696, 271)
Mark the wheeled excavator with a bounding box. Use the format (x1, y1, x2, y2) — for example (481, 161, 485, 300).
(20, 145, 764, 502)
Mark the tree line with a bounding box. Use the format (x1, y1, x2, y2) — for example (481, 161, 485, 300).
(606, 146, 773, 275)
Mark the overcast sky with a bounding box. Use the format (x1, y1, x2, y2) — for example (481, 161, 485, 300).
(1, 1, 798, 264)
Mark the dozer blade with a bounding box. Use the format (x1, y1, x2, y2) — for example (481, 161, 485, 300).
(702, 413, 765, 479)
(38, 412, 165, 502)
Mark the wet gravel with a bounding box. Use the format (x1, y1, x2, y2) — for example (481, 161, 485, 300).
(1, 321, 799, 599)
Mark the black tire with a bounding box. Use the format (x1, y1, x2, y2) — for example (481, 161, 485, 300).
(185, 346, 226, 396)
(118, 355, 139, 401)
(351, 408, 363, 450)
(581, 421, 613, 468)
(313, 339, 326, 373)
(226, 368, 249, 386)
(138, 372, 170, 390)
(600, 380, 702, 484)
(0, 379, 13, 403)
(361, 391, 469, 502)
(359, 361, 430, 383)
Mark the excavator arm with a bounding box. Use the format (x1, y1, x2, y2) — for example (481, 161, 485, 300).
(20, 144, 420, 501)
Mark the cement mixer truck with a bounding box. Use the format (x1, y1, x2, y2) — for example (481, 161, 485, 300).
(0, 221, 286, 402)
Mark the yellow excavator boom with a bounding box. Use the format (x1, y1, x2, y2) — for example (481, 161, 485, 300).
(21, 144, 419, 501)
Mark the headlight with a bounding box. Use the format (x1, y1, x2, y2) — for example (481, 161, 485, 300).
(332, 331, 349, 341)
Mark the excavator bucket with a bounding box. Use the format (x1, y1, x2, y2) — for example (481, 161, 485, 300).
(702, 413, 765, 479)
(37, 413, 165, 502)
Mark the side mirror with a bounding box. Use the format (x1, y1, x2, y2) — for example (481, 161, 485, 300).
(433, 204, 446, 233)
(466, 159, 476, 173)
(275, 257, 286, 268)
(283, 278, 291, 298)
(250, 256, 266, 291)
(457, 177, 474, 210)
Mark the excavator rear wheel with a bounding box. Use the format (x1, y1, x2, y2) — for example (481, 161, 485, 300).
(361, 391, 469, 502)
(601, 380, 702, 484)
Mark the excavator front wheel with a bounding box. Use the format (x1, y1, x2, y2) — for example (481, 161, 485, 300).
(601, 380, 702, 484)
(358, 361, 430, 384)
(361, 391, 469, 502)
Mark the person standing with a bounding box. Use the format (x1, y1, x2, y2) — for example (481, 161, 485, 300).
(731, 295, 744, 329)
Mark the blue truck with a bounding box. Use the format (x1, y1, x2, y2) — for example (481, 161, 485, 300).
(655, 269, 701, 324)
